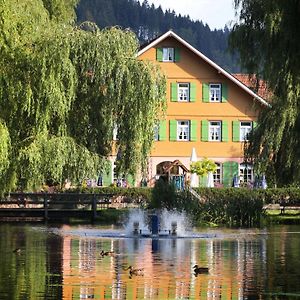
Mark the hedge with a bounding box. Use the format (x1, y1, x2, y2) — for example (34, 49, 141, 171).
(43, 186, 300, 226)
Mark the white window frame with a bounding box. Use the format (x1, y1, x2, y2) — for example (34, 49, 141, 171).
(177, 83, 190, 102)
(239, 163, 253, 184)
(209, 83, 221, 102)
(177, 120, 190, 141)
(209, 121, 221, 141)
(240, 121, 252, 141)
(213, 163, 222, 184)
(162, 47, 174, 62)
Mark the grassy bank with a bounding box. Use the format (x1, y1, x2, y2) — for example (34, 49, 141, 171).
(262, 209, 300, 225)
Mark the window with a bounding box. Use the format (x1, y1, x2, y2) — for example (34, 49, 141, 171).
(113, 161, 125, 187)
(203, 83, 228, 103)
(154, 120, 166, 141)
(113, 125, 119, 140)
(202, 120, 228, 142)
(157, 48, 180, 62)
(177, 121, 189, 141)
(153, 124, 159, 141)
(209, 121, 221, 141)
(209, 84, 221, 102)
(239, 163, 253, 183)
(163, 48, 174, 62)
(213, 163, 222, 184)
(113, 161, 118, 182)
(240, 121, 252, 141)
(178, 83, 190, 101)
(171, 82, 195, 102)
(170, 120, 196, 141)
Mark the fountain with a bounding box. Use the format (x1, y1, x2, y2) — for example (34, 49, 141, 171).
(53, 209, 218, 239)
(124, 209, 191, 238)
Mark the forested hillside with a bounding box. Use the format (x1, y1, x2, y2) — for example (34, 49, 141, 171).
(76, 0, 240, 72)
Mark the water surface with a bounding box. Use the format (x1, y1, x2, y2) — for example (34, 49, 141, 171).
(0, 223, 299, 299)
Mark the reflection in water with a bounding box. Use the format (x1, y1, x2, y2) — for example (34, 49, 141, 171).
(0, 224, 300, 299)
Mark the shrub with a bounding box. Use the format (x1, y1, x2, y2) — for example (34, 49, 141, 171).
(192, 188, 264, 226)
(149, 178, 178, 209)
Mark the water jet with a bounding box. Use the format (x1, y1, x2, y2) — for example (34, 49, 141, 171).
(127, 209, 189, 237)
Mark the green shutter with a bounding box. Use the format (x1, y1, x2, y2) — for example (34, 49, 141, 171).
(190, 120, 197, 141)
(232, 121, 240, 142)
(72, 288, 80, 299)
(171, 82, 178, 102)
(169, 120, 177, 141)
(222, 121, 228, 142)
(102, 160, 112, 186)
(202, 83, 209, 102)
(156, 48, 163, 62)
(174, 48, 180, 62)
(201, 120, 209, 141)
(159, 120, 166, 141)
(221, 83, 228, 102)
(199, 175, 207, 187)
(190, 82, 196, 102)
(222, 161, 239, 187)
(126, 174, 135, 187)
(222, 284, 228, 300)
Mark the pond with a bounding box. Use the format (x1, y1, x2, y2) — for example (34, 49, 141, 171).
(0, 221, 299, 299)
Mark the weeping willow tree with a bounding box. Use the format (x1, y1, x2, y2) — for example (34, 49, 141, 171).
(230, 0, 300, 186)
(0, 0, 166, 194)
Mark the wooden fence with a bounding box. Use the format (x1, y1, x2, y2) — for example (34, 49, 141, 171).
(0, 192, 117, 222)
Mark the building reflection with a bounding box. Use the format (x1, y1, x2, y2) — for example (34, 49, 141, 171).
(61, 227, 267, 299)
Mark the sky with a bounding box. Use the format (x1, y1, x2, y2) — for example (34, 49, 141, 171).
(140, 0, 238, 30)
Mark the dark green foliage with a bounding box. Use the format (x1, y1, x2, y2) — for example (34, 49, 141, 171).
(193, 187, 300, 226)
(75, 186, 300, 226)
(255, 188, 300, 207)
(95, 208, 128, 224)
(230, 0, 300, 186)
(150, 178, 178, 210)
(149, 180, 200, 220)
(0, 0, 166, 194)
(194, 188, 263, 226)
(42, 0, 78, 23)
(76, 0, 240, 72)
(68, 186, 300, 226)
(200, 188, 263, 226)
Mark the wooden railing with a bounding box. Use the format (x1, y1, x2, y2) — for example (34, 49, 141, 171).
(262, 203, 300, 214)
(0, 192, 115, 221)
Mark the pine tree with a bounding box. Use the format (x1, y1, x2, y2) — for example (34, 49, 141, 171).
(76, 0, 240, 72)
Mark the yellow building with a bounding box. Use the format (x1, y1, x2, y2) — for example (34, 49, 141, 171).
(104, 30, 268, 188)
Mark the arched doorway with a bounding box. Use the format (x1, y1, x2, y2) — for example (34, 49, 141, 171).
(155, 160, 189, 190)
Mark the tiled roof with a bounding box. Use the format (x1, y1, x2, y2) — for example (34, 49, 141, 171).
(233, 74, 272, 101)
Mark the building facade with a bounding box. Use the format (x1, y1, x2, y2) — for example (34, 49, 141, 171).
(103, 31, 268, 187)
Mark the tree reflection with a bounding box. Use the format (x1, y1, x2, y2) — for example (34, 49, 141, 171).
(1, 225, 300, 299)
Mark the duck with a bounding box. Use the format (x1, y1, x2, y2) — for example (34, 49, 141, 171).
(126, 265, 144, 277)
(193, 264, 209, 275)
(100, 250, 114, 257)
(13, 248, 21, 254)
